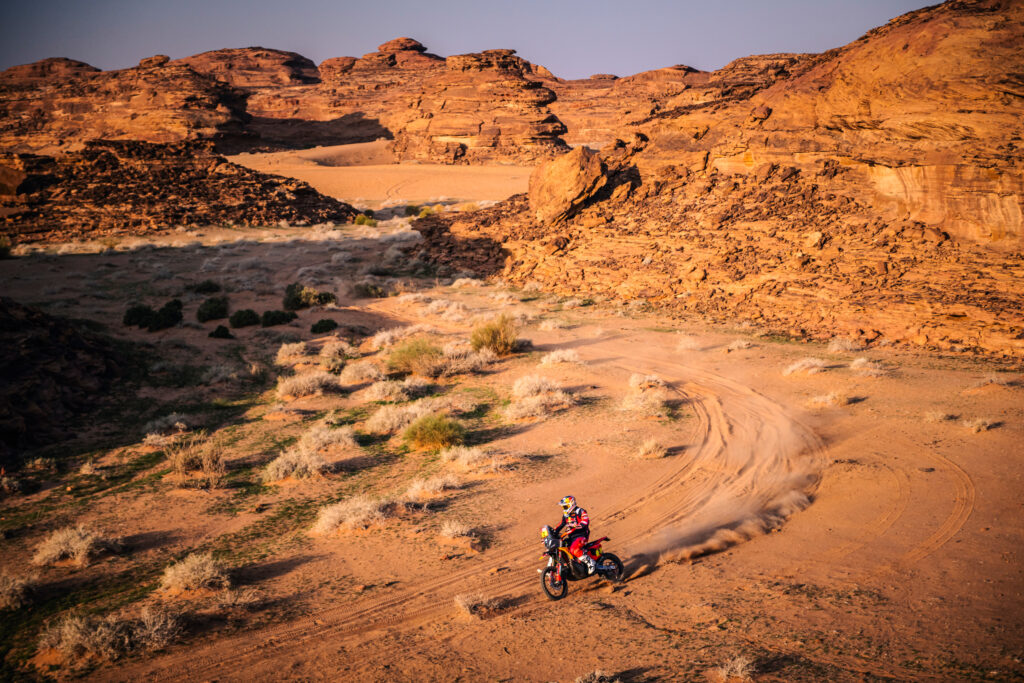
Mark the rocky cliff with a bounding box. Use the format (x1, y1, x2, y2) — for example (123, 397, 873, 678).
(411, 0, 1024, 358)
(0, 56, 250, 154)
(1, 139, 358, 242)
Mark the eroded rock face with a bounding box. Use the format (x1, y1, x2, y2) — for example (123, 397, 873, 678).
(0, 140, 357, 242)
(389, 49, 569, 164)
(173, 47, 321, 88)
(0, 59, 249, 154)
(0, 298, 125, 463)
(529, 147, 607, 223)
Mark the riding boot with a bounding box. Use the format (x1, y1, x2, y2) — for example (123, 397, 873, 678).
(582, 553, 597, 575)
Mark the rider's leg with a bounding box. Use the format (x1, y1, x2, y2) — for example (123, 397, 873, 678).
(570, 536, 596, 574)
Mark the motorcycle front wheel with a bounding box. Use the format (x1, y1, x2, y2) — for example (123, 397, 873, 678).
(596, 553, 624, 582)
(541, 567, 568, 600)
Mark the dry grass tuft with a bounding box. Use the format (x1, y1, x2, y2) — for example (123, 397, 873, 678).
(160, 552, 229, 591)
(143, 412, 191, 435)
(506, 375, 575, 420)
(622, 374, 670, 417)
(726, 339, 752, 352)
(276, 371, 340, 398)
(807, 392, 848, 408)
(574, 671, 623, 683)
(370, 324, 435, 350)
(320, 339, 358, 360)
(782, 357, 827, 376)
(850, 357, 887, 377)
(440, 445, 492, 470)
(440, 520, 475, 538)
(538, 319, 566, 331)
(339, 361, 384, 385)
(274, 341, 308, 365)
(437, 343, 495, 376)
(828, 337, 863, 353)
(165, 432, 226, 488)
(403, 414, 466, 449)
(924, 410, 957, 423)
(963, 417, 997, 433)
(636, 439, 667, 459)
(705, 655, 755, 682)
(365, 398, 446, 434)
(39, 608, 180, 661)
(0, 572, 33, 610)
(33, 525, 120, 567)
(676, 334, 701, 352)
(363, 380, 411, 402)
(388, 338, 445, 376)
(454, 593, 504, 618)
(406, 474, 461, 501)
(540, 349, 583, 366)
(313, 496, 390, 534)
(470, 314, 518, 356)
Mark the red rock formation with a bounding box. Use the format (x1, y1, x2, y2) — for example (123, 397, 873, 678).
(173, 47, 320, 88)
(0, 58, 249, 153)
(0, 140, 358, 242)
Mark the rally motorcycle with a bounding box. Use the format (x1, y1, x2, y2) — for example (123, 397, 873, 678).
(538, 525, 624, 600)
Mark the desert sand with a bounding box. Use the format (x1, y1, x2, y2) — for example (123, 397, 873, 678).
(1, 171, 1020, 679)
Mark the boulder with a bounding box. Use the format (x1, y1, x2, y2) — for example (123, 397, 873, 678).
(379, 37, 426, 53)
(528, 146, 608, 224)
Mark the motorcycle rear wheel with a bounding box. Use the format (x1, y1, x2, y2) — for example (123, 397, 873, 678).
(541, 567, 568, 600)
(596, 553, 624, 582)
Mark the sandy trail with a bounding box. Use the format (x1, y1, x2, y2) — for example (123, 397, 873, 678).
(113, 315, 827, 681)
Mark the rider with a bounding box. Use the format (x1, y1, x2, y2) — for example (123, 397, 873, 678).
(554, 495, 597, 574)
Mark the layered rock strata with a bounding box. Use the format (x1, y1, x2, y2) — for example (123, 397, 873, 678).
(1, 139, 358, 242)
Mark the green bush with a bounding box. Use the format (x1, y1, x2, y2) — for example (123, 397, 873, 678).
(229, 309, 260, 328)
(470, 314, 518, 356)
(283, 282, 336, 311)
(402, 414, 466, 450)
(147, 300, 183, 332)
(404, 205, 421, 217)
(417, 207, 434, 219)
(124, 304, 155, 327)
(388, 338, 443, 375)
(354, 214, 378, 227)
(208, 325, 233, 339)
(311, 319, 338, 334)
(352, 282, 386, 298)
(188, 280, 221, 294)
(261, 310, 298, 327)
(0, 234, 12, 259)
(196, 297, 229, 322)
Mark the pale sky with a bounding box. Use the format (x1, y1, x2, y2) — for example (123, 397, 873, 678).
(1, 0, 933, 80)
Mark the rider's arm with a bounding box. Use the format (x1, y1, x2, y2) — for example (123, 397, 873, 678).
(577, 508, 590, 528)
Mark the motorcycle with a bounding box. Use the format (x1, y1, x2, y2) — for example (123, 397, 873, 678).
(538, 525, 624, 600)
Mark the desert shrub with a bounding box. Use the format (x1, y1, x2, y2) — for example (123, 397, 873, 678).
(352, 281, 386, 298)
(276, 371, 339, 398)
(229, 309, 260, 328)
(160, 552, 228, 591)
(364, 380, 411, 403)
(196, 296, 229, 322)
(454, 593, 503, 618)
(574, 671, 622, 683)
(437, 343, 495, 376)
(188, 279, 221, 294)
(132, 608, 181, 652)
(39, 609, 180, 660)
(148, 300, 183, 331)
(621, 374, 670, 417)
(339, 360, 384, 384)
(507, 375, 575, 420)
(321, 339, 358, 360)
(165, 432, 225, 488)
(540, 349, 582, 366)
(726, 339, 752, 352)
(417, 207, 434, 219)
(705, 656, 755, 683)
(313, 496, 390, 533)
(0, 572, 33, 610)
(404, 204, 421, 216)
(513, 375, 561, 398)
(850, 357, 887, 377)
(963, 417, 996, 433)
(262, 448, 329, 482)
(299, 424, 357, 452)
(924, 411, 957, 423)
(354, 214, 378, 227)
(470, 314, 518, 356)
(0, 234, 12, 259)
(208, 325, 233, 339)
(452, 277, 483, 288)
(388, 338, 444, 376)
(636, 439, 667, 459)
(828, 337, 863, 353)
(538, 319, 566, 331)
(311, 318, 338, 334)
(782, 357, 827, 376)
(440, 520, 474, 538)
(676, 334, 700, 352)
(406, 474, 460, 501)
(364, 399, 442, 433)
(808, 392, 848, 408)
(275, 341, 308, 365)
(440, 445, 489, 469)
(371, 324, 435, 350)
(123, 303, 155, 327)
(283, 282, 336, 310)
(261, 309, 298, 327)
(143, 412, 190, 434)
(33, 525, 119, 567)
(403, 414, 466, 449)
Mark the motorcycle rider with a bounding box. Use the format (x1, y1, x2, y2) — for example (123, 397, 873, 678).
(554, 495, 597, 574)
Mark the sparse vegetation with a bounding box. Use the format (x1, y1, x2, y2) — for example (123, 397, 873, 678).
(371, 324, 435, 350)
(850, 357, 887, 377)
(39, 608, 181, 661)
(676, 334, 701, 352)
(705, 655, 755, 683)
(440, 445, 493, 470)
(352, 281, 386, 298)
(406, 474, 460, 501)
(506, 374, 575, 420)
(807, 392, 848, 408)
(0, 234, 12, 259)
(313, 496, 390, 533)
(284, 282, 336, 310)
(726, 339, 752, 352)
(636, 439, 667, 459)
(208, 324, 233, 339)
(540, 349, 582, 365)
(276, 370, 339, 398)
(363, 377, 432, 402)
(0, 572, 33, 610)
(783, 357, 827, 376)
(440, 520, 475, 538)
(229, 308, 260, 328)
(261, 309, 298, 327)
(340, 360, 384, 384)
(621, 373, 670, 417)
(188, 279, 221, 294)
(454, 593, 503, 618)
(924, 410, 957, 423)
(196, 296, 229, 322)
(165, 431, 226, 488)
(388, 338, 444, 376)
(123, 299, 183, 331)
(470, 314, 518, 356)
(403, 414, 466, 449)
(354, 214, 378, 227)
(311, 318, 338, 334)
(275, 341, 308, 365)
(963, 417, 997, 433)
(262, 447, 329, 482)
(574, 671, 622, 683)
(33, 524, 120, 567)
(160, 552, 229, 591)
(828, 337, 863, 353)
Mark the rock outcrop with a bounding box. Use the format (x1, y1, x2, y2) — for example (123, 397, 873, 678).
(0, 139, 358, 242)
(173, 47, 321, 88)
(0, 298, 126, 464)
(528, 147, 607, 223)
(412, 0, 1024, 358)
(0, 58, 249, 154)
(388, 49, 569, 164)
